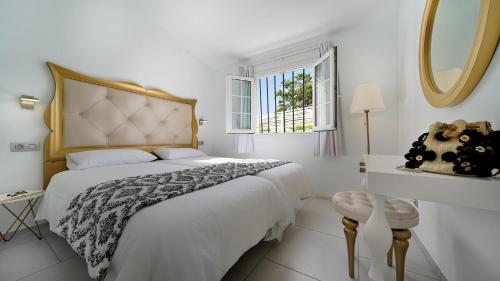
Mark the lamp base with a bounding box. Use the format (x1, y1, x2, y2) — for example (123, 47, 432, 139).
(365, 110, 371, 155)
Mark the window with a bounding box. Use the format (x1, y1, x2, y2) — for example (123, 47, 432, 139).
(225, 75, 256, 133)
(226, 48, 337, 135)
(312, 49, 336, 131)
(256, 67, 313, 134)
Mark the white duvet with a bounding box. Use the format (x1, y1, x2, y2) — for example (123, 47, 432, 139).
(158, 156, 312, 210)
(37, 161, 296, 281)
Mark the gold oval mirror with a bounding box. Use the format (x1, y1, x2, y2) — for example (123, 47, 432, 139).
(419, 0, 500, 108)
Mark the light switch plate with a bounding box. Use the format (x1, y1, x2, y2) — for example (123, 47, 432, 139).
(10, 142, 41, 152)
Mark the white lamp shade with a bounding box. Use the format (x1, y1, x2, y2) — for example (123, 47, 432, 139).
(350, 82, 385, 114)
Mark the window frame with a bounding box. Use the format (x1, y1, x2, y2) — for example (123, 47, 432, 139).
(312, 49, 336, 132)
(225, 75, 257, 134)
(254, 65, 314, 134)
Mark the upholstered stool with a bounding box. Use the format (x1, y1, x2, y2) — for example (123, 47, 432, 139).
(332, 191, 419, 281)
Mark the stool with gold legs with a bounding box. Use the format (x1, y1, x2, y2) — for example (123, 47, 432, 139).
(333, 191, 419, 281)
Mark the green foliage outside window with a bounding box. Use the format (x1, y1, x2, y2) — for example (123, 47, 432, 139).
(275, 72, 312, 112)
(289, 124, 313, 131)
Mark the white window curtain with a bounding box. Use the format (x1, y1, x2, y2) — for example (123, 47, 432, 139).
(314, 41, 343, 157)
(233, 65, 255, 153)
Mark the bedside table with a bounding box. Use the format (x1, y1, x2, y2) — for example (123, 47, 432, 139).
(0, 189, 44, 242)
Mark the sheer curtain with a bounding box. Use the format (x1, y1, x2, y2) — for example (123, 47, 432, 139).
(233, 65, 255, 153)
(314, 41, 343, 157)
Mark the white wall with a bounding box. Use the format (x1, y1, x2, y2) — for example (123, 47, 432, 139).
(398, 1, 500, 281)
(211, 13, 400, 197)
(0, 0, 217, 229)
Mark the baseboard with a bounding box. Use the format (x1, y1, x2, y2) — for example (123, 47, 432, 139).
(410, 229, 448, 281)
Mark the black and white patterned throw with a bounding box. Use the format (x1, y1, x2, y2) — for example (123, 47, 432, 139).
(56, 160, 288, 280)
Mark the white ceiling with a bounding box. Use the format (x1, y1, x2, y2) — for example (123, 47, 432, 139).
(136, 0, 396, 69)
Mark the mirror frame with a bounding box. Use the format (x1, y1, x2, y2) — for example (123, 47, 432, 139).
(419, 0, 500, 108)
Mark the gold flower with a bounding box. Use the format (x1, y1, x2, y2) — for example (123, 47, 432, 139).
(461, 161, 470, 167)
(415, 155, 423, 161)
(460, 135, 470, 142)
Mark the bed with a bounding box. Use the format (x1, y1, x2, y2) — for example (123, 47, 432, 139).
(156, 156, 311, 210)
(38, 161, 295, 281)
(36, 63, 307, 281)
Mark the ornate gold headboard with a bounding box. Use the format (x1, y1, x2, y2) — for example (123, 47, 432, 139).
(44, 62, 198, 187)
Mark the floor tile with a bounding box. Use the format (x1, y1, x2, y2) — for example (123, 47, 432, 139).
(0, 227, 43, 252)
(44, 231, 77, 261)
(234, 240, 275, 274)
(358, 230, 440, 279)
(358, 257, 439, 281)
(247, 260, 318, 281)
(221, 268, 247, 281)
(295, 198, 345, 238)
(17, 256, 93, 281)
(0, 239, 59, 281)
(266, 225, 357, 281)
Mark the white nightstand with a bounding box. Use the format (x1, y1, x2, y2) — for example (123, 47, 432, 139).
(0, 189, 44, 242)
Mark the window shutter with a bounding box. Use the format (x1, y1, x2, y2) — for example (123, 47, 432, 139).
(226, 75, 256, 133)
(312, 49, 336, 131)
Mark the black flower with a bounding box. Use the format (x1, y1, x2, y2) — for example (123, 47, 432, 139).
(441, 151, 457, 162)
(404, 133, 435, 169)
(458, 129, 485, 145)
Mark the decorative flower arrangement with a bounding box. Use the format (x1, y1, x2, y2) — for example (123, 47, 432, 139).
(404, 121, 500, 177)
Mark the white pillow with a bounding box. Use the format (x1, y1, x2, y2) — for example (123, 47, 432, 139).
(66, 149, 157, 170)
(154, 148, 207, 160)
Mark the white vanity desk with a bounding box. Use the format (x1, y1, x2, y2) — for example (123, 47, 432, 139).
(363, 154, 500, 281)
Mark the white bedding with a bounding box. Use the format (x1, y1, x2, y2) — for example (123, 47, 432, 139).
(37, 162, 295, 281)
(157, 156, 312, 210)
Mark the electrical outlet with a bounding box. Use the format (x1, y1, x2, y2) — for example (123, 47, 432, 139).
(198, 140, 205, 145)
(10, 142, 41, 152)
(359, 167, 366, 173)
(359, 161, 366, 167)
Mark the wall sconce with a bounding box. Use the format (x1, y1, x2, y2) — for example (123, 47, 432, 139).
(198, 118, 208, 126)
(20, 95, 39, 109)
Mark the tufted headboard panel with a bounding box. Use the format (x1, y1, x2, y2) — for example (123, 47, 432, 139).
(44, 63, 198, 187)
(63, 78, 193, 147)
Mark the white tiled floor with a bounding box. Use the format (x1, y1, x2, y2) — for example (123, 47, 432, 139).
(0, 198, 442, 281)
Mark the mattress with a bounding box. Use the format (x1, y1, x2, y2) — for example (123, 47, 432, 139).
(157, 156, 312, 210)
(36, 161, 295, 281)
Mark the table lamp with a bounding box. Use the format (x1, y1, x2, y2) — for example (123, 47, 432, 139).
(350, 82, 385, 154)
